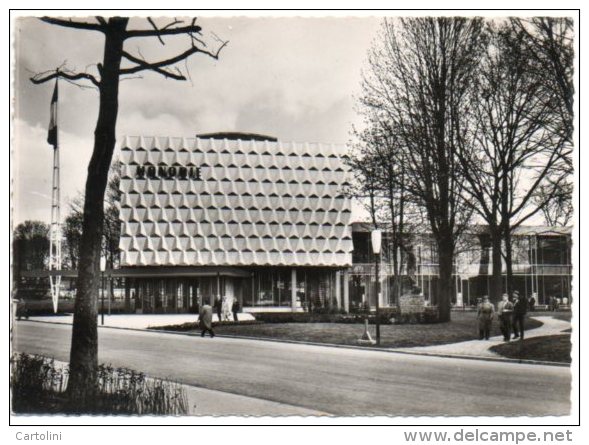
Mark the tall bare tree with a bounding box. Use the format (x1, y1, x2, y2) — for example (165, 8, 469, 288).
(30, 16, 227, 403)
(349, 118, 417, 306)
(456, 21, 573, 300)
(359, 18, 485, 321)
(513, 17, 575, 228)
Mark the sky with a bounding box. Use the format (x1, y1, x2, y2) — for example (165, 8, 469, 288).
(12, 15, 381, 224)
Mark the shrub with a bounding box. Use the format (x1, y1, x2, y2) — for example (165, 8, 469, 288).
(149, 319, 262, 331)
(11, 353, 188, 415)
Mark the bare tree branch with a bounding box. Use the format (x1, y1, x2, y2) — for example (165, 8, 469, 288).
(125, 23, 203, 39)
(40, 17, 105, 32)
(30, 69, 100, 87)
(120, 51, 187, 80)
(147, 17, 166, 45)
(120, 39, 228, 79)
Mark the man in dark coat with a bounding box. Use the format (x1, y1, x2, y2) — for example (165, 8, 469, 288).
(477, 296, 495, 340)
(528, 294, 536, 312)
(231, 299, 241, 322)
(512, 290, 527, 339)
(213, 296, 222, 322)
(199, 304, 215, 337)
(497, 293, 514, 341)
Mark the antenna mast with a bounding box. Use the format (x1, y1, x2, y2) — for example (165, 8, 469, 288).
(49, 75, 61, 313)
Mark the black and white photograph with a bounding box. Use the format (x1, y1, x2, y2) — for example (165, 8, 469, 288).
(8, 6, 581, 433)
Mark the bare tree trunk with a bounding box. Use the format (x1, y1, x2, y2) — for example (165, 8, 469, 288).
(504, 224, 514, 298)
(490, 230, 503, 304)
(437, 234, 454, 322)
(67, 20, 127, 402)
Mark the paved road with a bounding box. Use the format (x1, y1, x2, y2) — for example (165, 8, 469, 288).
(13, 321, 571, 416)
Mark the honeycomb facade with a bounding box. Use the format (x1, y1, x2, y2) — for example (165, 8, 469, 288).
(119, 136, 353, 267)
(118, 135, 353, 313)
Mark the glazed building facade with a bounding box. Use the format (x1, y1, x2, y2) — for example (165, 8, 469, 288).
(349, 224, 573, 309)
(118, 134, 353, 313)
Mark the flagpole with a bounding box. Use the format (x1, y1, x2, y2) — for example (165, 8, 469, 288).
(49, 72, 62, 313)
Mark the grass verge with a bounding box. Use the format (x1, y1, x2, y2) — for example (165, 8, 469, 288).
(489, 334, 571, 363)
(181, 312, 544, 348)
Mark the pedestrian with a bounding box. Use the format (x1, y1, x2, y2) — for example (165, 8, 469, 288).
(497, 293, 513, 341)
(528, 293, 536, 312)
(512, 291, 527, 340)
(477, 296, 495, 340)
(213, 296, 222, 322)
(221, 296, 231, 321)
(199, 304, 215, 337)
(232, 298, 241, 322)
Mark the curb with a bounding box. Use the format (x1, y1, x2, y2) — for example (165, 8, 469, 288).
(21, 319, 570, 368)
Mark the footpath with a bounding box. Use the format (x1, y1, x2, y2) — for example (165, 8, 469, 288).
(391, 316, 571, 362)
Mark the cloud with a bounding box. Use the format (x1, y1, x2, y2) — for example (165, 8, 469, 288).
(13, 15, 382, 224)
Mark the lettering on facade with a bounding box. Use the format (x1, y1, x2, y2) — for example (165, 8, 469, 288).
(135, 165, 202, 180)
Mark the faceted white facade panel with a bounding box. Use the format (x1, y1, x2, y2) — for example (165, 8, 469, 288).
(119, 136, 353, 267)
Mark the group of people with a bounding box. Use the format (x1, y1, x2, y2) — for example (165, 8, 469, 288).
(476, 290, 528, 341)
(198, 296, 242, 338)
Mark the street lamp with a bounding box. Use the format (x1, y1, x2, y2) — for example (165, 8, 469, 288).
(100, 256, 106, 326)
(371, 229, 382, 345)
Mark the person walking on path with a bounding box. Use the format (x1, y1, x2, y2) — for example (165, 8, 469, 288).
(528, 293, 536, 312)
(199, 304, 215, 338)
(497, 293, 514, 341)
(477, 296, 495, 340)
(512, 290, 527, 340)
(213, 296, 222, 322)
(232, 298, 241, 322)
(221, 296, 231, 321)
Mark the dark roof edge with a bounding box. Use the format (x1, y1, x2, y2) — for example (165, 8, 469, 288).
(196, 132, 278, 142)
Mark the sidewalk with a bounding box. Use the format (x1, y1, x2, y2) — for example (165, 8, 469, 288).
(17, 358, 327, 416)
(30, 313, 255, 330)
(184, 385, 328, 416)
(392, 316, 571, 359)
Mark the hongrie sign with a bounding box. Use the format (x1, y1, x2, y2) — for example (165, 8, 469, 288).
(135, 164, 201, 180)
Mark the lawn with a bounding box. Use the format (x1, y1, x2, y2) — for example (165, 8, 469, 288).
(192, 312, 544, 348)
(489, 334, 571, 363)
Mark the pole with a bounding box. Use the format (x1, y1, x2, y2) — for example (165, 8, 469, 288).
(375, 252, 381, 345)
(108, 274, 112, 315)
(101, 271, 105, 325)
(49, 75, 62, 313)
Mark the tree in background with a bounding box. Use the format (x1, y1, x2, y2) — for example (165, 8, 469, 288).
(30, 16, 227, 404)
(455, 21, 572, 302)
(13, 221, 50, 271)
(358, 17, 486, 321)
(63, 160, 121, 271)
(513, 17, 574, 228)
(348, 118, 421, 306)
(457, 20, 573, 301)
(12, 221, 50, 299)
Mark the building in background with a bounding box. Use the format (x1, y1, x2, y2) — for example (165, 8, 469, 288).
(16, 134, 573, 313)
(350, 224, 572, 309)
(117, 133, 353, 313)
